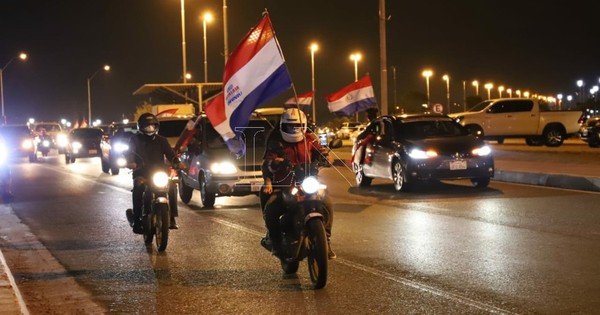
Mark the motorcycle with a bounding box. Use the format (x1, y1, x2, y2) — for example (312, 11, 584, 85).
(262, 158, 331, 289)
(126, 163, 179, 252)
(36, 134, 52, 157)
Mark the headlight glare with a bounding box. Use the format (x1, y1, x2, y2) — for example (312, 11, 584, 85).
(210, 161, 237, 174)
(472, 145, 492, 156)
(408, 148, 438, 159)
(114, 142, 129, 152)
(301, 176, 321, 194)
(152, 171, 170, 188)
(72, 142, 82, 150)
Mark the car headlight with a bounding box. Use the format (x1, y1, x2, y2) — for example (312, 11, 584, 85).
(72, 142, 82, 150)
(0, 144, 7, 165)
(152, 171, 170, 188)
(42, 140, 51, 147)
(21, 139, 34, 150)
(56, 134, 68, 147)
(408, 148, 438, 159)
(210, 161, 237, 174)
(113, 142, 129, 152)
(116, 157, 127, 167)
(472, 145, 492, 156)
(301, 176, 321, 194)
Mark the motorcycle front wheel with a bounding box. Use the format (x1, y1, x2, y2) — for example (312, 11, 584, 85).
(143, 213, 154, 245)
(306, 218, 328, 289)
(154, 203, 170, 252)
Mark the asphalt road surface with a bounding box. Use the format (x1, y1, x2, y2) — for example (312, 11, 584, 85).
(1, 147, 599, 314)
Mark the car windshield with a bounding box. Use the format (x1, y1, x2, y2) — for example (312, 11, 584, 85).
(395, 119, 467, 140)
(34, 124, 61, 132)
(205, 120, 271, 149)
(71, 128, 103, 138)
(467, 101, 492, 112)
(158, 120, 189, 138)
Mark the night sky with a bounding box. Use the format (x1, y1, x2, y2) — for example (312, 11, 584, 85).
(2, 0, 600, 124)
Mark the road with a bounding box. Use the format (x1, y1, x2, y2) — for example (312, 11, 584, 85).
(1, 145, 599, 314)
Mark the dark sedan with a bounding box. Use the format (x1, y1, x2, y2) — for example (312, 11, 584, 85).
(352, 114, 495, 191)
(0, 124, 37, 162)
(579, 115, 599, 148)
(64, 128, 104, 164)
(100, 121, 138, 175)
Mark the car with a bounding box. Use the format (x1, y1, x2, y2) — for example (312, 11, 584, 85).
(32, 122, 63, 148)
(157, 115, 195, 147)
(336, 121, 363, 139)
(177, 114, 273, 207)
(100, 121, 138, 175)
(64, 128, 104, 164)
(352, 113, 495, 191)
(579, 115, 600, 147)
(0, 124, 37, 162)
(348, 124, 367, 142)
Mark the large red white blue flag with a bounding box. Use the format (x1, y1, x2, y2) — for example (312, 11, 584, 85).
(326, 75, 377, 116)
(205, 13, 292, 155)
(284, 91, 314, 109)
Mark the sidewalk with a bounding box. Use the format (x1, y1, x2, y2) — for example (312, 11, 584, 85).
(0, 142, 597, 313)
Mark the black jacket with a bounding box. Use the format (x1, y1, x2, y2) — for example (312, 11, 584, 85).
(127, 133, 178, 178)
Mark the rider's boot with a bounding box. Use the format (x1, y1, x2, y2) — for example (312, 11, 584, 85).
(169, 216, 179, 229)
(327, 237, 336, 260)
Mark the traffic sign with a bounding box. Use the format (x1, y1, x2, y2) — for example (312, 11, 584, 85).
(433, 103, 444, 113)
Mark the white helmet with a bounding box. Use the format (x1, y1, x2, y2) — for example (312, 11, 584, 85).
(280, 108, 307, 143)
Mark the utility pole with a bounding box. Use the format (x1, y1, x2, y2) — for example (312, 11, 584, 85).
(379, 0, 388, 115)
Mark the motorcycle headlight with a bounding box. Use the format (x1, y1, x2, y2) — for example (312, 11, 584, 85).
(42, 140, 51, 147)
(116, 157, 127, 167)
(301, 176, 321, 194)
(113, 142, 129, 152)
(472, 145, 492, 156)
(152, 171, 170, 188)
(210, 161, 237, 174)
(408, 148, 438, 159)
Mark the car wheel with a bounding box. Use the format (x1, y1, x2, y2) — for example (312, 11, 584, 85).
(471, 177, 490, 188)
(110, 166, 120, 175)
(543, 127, 565, 147)
(65, 154, 71, 164)
(466, 125, 484, 137)
(70, 156, 76, 163)
(392, 160, 411, 192)
(199, 174, 216, 208)
(101, 157, 110, 173)
(353, 163, 372, 187)
(178, 179, 193, 204)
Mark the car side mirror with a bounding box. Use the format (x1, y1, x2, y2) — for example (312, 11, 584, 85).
(329, 138, 343, 149)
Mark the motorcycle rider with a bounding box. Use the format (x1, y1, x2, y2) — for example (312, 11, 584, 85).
(126, 113, 184, 233)
(261, 108, 336, 259)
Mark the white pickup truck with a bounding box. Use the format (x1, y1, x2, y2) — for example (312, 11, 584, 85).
(449, 98, 582, 147)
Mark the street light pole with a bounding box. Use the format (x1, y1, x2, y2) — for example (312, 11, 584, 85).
(422, 70, 433, 106)
(223, 0, 229, 64)
(202, 12, 213, 83)
(498, 85, 504, 98)
(442, 74, 450, 114)
(484, 83, 493, 100)
(180, 0, 187, 83)
(1, 52, 28, 124)
(472, 80, 479, 96)
(350, 53, 362, 122)
(462, 80, 466, 111)
(310, 43, 318, 123)
(87, 65, 110, 124)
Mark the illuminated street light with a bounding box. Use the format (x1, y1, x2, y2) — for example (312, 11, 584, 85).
(310, 42, 319, 121)
(472, 80, 479, 96)
(349, 53, 362, 82)
(523, 91, 530, 98)
(185, 73, 192, 81)
(1, 52, 28, 124)
(507, 88, 513, 98)
(87, 65, 110, 124)
(498, 85, 504, 98)
(515, 89, 521, 97)
(202, 12, 213, 83)
(557, 94, 563, 110)
(422, 70, 433, 105)
(442, 74, 450, 114)
(577, 79, 584, 103)
(484, 83, 493, 100)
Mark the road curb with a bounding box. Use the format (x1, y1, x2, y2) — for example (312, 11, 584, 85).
(493, 170, 600, 192)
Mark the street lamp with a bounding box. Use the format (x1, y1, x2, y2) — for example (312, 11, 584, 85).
(557, 93, 563, 110)
(422, 70, 433, 106)
(310, 43, 319, 122)
(442, 74, 450, 114)
(87, 65, 110, 124)
(472, 80, 479, 96)
(180, 0, 188, 83)
(349, 53, 362, 82)
(523, 91, 530, 98)
(506, 88, 512, 98)
(1, 52, 28, 123)
(577, 79, 584, 103)
(202, 12, 213, 83)
(515, 90, 521, 97)
(498, 85, 504, 98)
(484, 83, 493, 100)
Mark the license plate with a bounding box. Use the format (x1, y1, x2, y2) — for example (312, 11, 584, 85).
(449, 160, 467, 170)
(88, 149, 98, 154)
(251, 181, 262, 192)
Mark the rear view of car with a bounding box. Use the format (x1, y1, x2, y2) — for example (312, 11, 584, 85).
(64, 128, 104, 164)
(100, 121, 138, 174)
(579, 115, 599, 147)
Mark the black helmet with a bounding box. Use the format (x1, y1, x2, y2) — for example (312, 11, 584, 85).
(138, 113, 159, 136)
